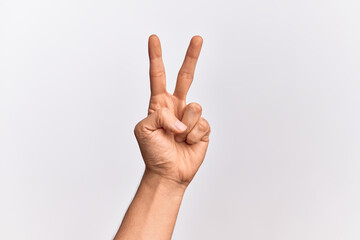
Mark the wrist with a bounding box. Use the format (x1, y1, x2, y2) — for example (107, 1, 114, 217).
(142, 169, 187, 197)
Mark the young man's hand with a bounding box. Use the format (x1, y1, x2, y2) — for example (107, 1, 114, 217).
(134, 35, 211, 187)
(115, 35, 211, 240)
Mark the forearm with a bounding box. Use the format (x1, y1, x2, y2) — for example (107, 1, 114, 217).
(114, 169, 187, 240)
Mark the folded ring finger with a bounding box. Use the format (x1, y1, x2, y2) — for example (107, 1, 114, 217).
(174, 102, 202, 142)
(186, 117, 210, 145)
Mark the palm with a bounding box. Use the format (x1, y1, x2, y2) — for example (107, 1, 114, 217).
(147, 93, 208, 183)
(136, 35, 209, 184)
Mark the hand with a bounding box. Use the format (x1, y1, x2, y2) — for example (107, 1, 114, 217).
(134, 35, 211, 187)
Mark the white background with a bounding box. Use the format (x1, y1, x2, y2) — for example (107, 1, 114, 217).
(1, 0, 360, 239)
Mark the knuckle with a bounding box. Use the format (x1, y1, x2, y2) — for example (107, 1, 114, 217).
(187, 102, 202, 113)
(133, 122, 142, 137)
(156, 108, 170, 119)
(186, 135, 197, 145)
(178, 71, 194, 80)
(155, 108, 170, 126)
(150, 70, 165, 78)
(206, 119, 211, 134)
(147, 108, 155, 115)
(198, 118, 210, 132)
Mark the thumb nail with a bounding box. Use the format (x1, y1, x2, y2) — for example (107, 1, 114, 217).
(174, 120, 187, 132)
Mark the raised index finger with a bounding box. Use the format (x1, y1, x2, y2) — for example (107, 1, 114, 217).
(173, 35, 203, 100)
(148, 34, 166, 95)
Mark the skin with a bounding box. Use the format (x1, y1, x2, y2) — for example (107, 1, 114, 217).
(114, 34, 211, 240)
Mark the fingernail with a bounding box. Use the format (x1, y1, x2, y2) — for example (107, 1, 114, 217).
(174, 120, 187, 131)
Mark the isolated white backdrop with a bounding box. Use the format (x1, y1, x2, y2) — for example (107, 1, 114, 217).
(1, 0, 360, 239)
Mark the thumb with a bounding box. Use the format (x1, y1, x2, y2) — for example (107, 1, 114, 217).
(135, 108, 188, 135)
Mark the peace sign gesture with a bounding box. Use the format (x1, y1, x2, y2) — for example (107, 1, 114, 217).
(134, 35, 211, 187)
